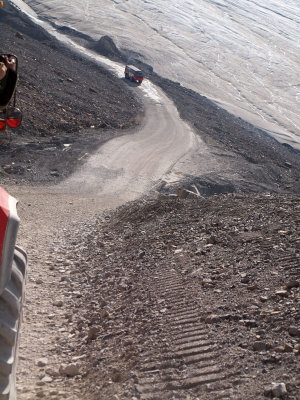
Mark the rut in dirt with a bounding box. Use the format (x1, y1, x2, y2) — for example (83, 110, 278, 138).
(135, 267, 233, 400)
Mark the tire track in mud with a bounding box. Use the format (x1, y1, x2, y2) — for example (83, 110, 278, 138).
(135, 268, 233, 400)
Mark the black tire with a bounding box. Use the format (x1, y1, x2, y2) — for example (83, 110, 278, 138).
(125, 73, 129, 79)
(0, 246, 27, 400)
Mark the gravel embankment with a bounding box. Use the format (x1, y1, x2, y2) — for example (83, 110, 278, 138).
(43, 193, 300, 400)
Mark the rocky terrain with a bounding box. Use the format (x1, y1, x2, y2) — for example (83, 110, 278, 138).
(15, 192, 299, 399)
(0, 3, 299, 400)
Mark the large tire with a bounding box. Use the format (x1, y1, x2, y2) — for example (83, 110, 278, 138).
(0, 246, 26, 400)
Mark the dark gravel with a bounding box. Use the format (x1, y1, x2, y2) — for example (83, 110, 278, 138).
(0, 3, 143, 183)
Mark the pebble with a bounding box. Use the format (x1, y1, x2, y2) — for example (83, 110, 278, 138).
(87, 326, 99, 340)
(205, 314, 220, 323)
(285, 280, 299, 289)
(16, 31, 24, 39)
(100, 310, 110, 318)
(45, 368, 59, 377)
(36, 357, 48, 367)
(240, 274, 250, 284)
(202, 278, 213, 287)
(273, 346, 285, 353)
(288, 326, 300, 337)
(275, 290, 288, 297)
(260, 296, 268, 302)
(53, 300, 64, 307)
(59, 363, 80, 377)
(41, 375, 53, 383)
(264, 382, 287, 398)
(111, 369, 122, 383)
(253, 341, 266, 351)
(244, 319, 257, 328)
(206, 235, 217, 244)
(284, 343, 293, 352)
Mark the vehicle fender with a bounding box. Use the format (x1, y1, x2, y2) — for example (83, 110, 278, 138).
(0, 187, 19, 295)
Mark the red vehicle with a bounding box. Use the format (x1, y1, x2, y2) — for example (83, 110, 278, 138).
(0, 54, 26, 399)
(124, 65, 143, 84)
(0, 187, 27, 399)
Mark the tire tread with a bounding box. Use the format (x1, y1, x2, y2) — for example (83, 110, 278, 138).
(0, 248, 26, 400)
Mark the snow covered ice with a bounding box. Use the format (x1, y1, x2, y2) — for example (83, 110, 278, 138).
(19, 0, 300, 148)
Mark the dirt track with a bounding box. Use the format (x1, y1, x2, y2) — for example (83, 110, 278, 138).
(58, 87, 198, 204)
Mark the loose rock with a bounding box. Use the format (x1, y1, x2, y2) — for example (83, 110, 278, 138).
(59, 363, 81, 377)
(264, 382, 287, 398)
(36, 358, 49, 367)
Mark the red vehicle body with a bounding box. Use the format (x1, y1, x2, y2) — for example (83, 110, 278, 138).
(0, 54, 26, 399)
(0, 187, 27, 399)
(124, 65, 143, 84)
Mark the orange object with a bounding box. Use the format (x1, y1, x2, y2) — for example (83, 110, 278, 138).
(0, 2, 3, 7)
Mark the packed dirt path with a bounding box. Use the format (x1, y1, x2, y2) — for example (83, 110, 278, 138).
(58, 86, 202, 203)
(3, 72, 214, 399)
(4, 188, 99, 399)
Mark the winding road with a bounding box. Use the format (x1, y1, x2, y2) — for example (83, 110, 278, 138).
(11, 0, 208, 206)
(59, 82, 201, 206)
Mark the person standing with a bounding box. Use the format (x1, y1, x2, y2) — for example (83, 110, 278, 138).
(0, 55, 18, 109)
